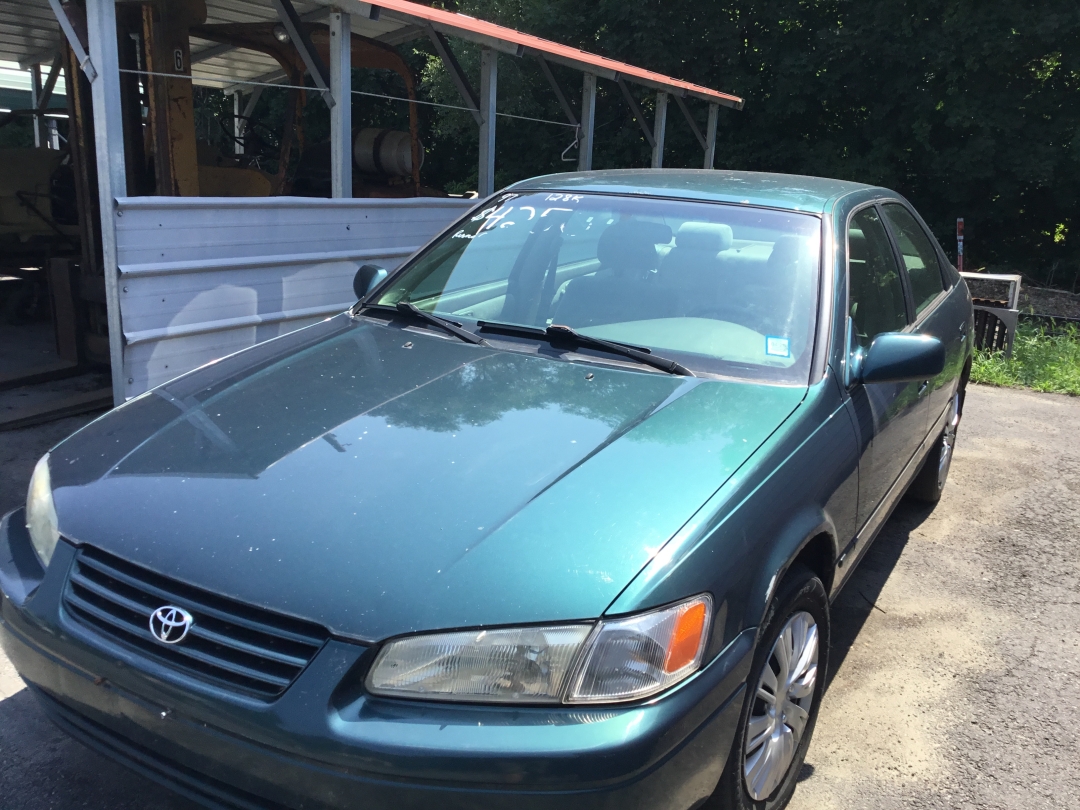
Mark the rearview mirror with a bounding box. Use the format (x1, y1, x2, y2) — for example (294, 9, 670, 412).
(859, 333, 945, 384)
(353, 264, 388, 301)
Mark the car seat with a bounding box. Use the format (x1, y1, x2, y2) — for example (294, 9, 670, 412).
(551, 220, 674, 327)
(659, 222, 733, 314)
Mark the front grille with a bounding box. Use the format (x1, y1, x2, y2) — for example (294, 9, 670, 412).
(63, 545, 328, 700)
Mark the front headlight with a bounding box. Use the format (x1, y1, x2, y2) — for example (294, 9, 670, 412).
(25, 454, 59, 567)
(366, 594, 711, 705)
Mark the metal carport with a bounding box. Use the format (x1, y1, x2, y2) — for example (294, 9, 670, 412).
(2, 0, 745, 405)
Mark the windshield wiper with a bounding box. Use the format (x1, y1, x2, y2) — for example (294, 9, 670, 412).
(373, 301, 486, 345)
(477, 321, 694, 377)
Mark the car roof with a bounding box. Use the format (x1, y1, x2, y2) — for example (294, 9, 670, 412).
(506, 169, 883, 214)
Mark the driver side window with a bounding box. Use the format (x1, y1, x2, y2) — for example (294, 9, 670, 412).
(848, 207, 907, 349)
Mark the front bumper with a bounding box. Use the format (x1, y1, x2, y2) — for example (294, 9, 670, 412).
(1, 510, 752, 810)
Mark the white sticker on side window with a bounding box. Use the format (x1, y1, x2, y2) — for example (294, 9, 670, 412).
(765, 336, 791, 358)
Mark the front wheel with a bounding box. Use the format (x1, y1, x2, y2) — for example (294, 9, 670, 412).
(707, 566, 830, 810)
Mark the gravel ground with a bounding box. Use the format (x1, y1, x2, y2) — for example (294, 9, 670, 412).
(1, 383, 1078, 810)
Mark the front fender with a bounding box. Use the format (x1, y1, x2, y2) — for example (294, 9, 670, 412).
(607, 377, 858, 661)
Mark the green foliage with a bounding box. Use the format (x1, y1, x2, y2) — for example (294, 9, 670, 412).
(0, 117, 36, 149)
(971, 323, 1080, 395)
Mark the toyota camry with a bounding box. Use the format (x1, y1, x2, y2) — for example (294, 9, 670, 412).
(0, 170, 973, 810)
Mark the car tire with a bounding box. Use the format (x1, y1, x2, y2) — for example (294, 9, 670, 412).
(706, 565, 830, 810)
(908, 388, 963, 504)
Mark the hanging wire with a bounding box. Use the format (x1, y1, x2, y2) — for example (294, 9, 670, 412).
(118, 68, 578, 128)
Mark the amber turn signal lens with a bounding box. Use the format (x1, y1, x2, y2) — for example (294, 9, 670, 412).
(664, 601, 708, 674)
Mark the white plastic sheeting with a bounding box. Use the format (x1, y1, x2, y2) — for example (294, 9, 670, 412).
(114, 195, 475, 399)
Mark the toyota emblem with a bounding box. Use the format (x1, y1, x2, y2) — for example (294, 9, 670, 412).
(149, 606, 194, 644)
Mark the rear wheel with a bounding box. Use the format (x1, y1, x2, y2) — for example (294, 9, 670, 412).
(707, 566, 829, 810)
(908, 389, 962, 503)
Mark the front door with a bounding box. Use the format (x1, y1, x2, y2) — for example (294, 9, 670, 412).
(880, 202, 961, 429)
(846, 205, 929, 531)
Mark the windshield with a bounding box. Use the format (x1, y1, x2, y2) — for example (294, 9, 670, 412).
(374, 191, 822, 383)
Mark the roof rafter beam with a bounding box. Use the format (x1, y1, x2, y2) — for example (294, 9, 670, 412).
(673, 92, 707, 151)
(617, 77, 655, 149)
(19, 44, 61, 71)
(425, 25, 481, 125)
(271, 0, 334, 107)
(382, 9, 523, 58)
(46, 0, 97, 81)
(535, 54, 576, 126)
(34, 53, 63, 115)
(375, 24, 425, 46)
(190, 6, 331, 66)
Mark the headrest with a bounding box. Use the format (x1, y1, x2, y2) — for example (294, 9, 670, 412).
(675, 222, 733, 253)
(597, 220, 673, 274)
(767, 235, 807, 272)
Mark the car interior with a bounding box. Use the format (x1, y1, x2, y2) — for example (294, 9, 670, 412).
(379, 201, 822, 374)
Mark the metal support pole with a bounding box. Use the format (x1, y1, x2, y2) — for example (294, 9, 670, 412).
(29, 65, 44, 148)
(329, 10, 352, 198)
(85, 0, 128, 405)
(232, 91, 243, 155)
(578, 72, 596, 172)
(651, 91, 668, 169)
(704, 103, 719, 169)
(478, 48, 497, 197)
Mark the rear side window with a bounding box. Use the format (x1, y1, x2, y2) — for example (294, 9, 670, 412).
(881, 204, 946, 315)
(848, 207, 907, 348)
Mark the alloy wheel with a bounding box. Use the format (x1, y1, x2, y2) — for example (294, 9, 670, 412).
(743, 611, 819, 801)
(937, 391, 961, 490)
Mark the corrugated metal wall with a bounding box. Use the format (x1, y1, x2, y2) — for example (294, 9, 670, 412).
(114, 196, 475, 399)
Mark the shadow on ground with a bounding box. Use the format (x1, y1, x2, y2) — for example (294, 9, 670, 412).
(824, 496, 937, 688)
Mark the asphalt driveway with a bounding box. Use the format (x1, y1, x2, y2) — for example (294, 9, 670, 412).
(1, 384, 1078, 809)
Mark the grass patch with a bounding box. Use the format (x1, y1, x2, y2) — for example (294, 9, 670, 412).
(972, 323, 1080, 395)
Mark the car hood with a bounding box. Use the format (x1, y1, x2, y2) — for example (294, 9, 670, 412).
(50, 316, 805, 640)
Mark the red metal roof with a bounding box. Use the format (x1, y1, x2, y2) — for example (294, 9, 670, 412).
(363, 0, 744, 108)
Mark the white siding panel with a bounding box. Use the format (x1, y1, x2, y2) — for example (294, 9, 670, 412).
(115, 196, 475, 399)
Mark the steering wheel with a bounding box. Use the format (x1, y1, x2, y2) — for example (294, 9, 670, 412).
(218, 115, 281, 162)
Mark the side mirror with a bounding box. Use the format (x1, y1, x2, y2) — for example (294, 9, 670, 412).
(859, 333, 945, 384)
(353, 264, 388, 301)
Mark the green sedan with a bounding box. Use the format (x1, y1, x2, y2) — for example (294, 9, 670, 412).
(2, 170, 973, 810)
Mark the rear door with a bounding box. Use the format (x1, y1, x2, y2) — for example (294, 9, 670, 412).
(846, 205, 928, 531)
